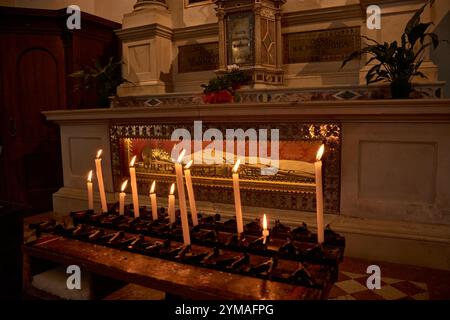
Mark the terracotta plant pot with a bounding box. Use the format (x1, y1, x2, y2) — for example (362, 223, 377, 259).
(202, 90, 234, 104)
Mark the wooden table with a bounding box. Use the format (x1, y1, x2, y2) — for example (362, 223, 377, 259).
(23, 236, 323, 300)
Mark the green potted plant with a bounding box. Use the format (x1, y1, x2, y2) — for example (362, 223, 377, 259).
(201, 65, 250, 104)
(69, 56, 126, 107)
(341, 0, 439, 99)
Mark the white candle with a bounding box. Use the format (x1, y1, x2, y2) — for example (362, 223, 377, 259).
(262, 214, 269, 244)
(315, 144, 325, 244)
(232, 159, 244, 235)
(184, 160, 198, 226)
(150, 180, 158, 221)
(129, 155, 140, 218)
(168, 183, 176, 224)
(95, 150, 108, 213)
(87, 170, 94, 210)
(119, 179, 128, 216)
(174, 149, 190, 246)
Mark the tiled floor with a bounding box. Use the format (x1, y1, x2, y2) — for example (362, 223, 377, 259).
(24, 213, 450, 300)
(329, 257, 450, 300)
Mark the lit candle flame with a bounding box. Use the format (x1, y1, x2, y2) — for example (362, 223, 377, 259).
(130, 155, 137, 167)
(150, 180, 156, 194)
(87, 170, 93, 182)
(316, 144, 325, 162)
(121, 179, 128, 192)
(232, 159, 241, 173)
(96, 149, 103, 159)
(263, 214, 268, 230)
(185, 160, 193, 169)
(176, 149, 186, 164)
(170, 183, 175, 195)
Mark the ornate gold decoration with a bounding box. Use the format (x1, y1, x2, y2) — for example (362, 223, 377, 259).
(214, 0, 285, 86)
(178, 42, 219, 73)
(260, 8, 275, 19)
(110, 122, 341, 214)
(284, 27, 361, 64)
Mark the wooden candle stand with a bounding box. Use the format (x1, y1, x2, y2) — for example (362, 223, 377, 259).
(23, 204, 345, 300)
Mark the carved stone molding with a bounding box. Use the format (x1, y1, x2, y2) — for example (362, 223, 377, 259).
(134, 0, 168, 10)
(110, 82, 445, 109)
(116, 23, 173, 41)
(173, 23, 219, 41)
(282, 4, 363, 27)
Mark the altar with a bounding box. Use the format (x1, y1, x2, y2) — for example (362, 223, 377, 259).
(44, 98, 450, 272)
(1, 0, 449, 304)
(23, 0, 450, 303)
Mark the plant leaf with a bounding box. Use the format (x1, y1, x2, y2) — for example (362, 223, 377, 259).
(405, 0, 434, 35)
(361, 35, 381, 45)
(423, 32, 440, 48)
(408, 22, 433, 47)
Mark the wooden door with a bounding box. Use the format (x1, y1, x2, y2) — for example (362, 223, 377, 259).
(0, 6, 120, 213)
(0, 33, 65, 213)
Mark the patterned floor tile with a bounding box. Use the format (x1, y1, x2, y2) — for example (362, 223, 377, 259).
(335, 280, 368, 294)
(391, 281, 427, 296)
(328, 286, 347, 299)
(410, 281, 428, 291)
(330, 270, 430, 300)
(381, 277, 403, 284)
(337, 272, 352, 282)
(327, 257, 448, 300)
(341, 271, 366, 279)
(353, 276, 388, 288)
(412, 292, 429, 300)
(373, 285, 407, 300)
(354, 276, 370, 287)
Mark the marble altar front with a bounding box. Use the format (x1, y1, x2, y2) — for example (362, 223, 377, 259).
(44, 99, 450, 270)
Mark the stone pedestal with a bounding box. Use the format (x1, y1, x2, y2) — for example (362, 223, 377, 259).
(117, 0, 173, 96)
